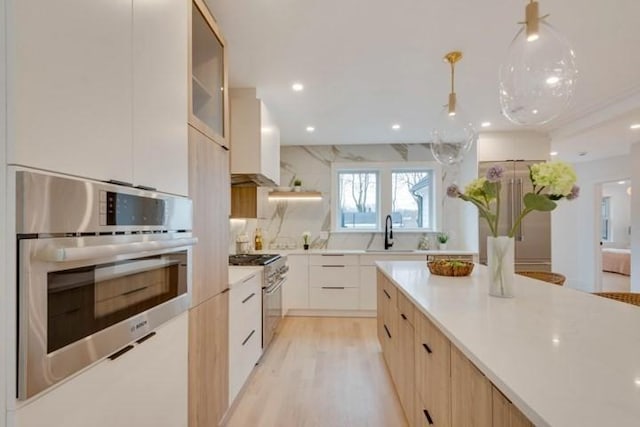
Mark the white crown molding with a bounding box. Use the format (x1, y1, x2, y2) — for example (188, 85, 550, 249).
(550, 86, 640, 141)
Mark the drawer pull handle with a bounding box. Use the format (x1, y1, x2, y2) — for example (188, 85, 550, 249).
(242, 329, 256, 346)
(321, 254, 344, 256)
(321, 265, 345, 268)
(383, 324, 391, 339)
(322, 286, 345, 289)
(122, 286, 148, 296)
(422, 343, 432, 354)
(383, 289, 391, 299)
(423, 409, 434, 425)
(242, 292, 256, 304)
(242, 275, 255, 283)
(401, 313, 407, 320)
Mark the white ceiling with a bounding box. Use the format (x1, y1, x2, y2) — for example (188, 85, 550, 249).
(206, 0, 640, 156)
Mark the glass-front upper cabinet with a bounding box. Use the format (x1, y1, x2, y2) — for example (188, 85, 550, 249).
(190, 0, 228, 148)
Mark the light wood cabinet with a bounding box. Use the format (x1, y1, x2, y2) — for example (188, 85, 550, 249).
(492, 386, 534, 427)
(133, 0, 188, 195)
(189, 292, 229, 427)
(188, 125, 230, 306)
(230, 187, 269, 218)
(377, 269, 534, 427)
(189, 0, 228, 148)
(414, 311, 451, 427)
(451, 345, 492, 427)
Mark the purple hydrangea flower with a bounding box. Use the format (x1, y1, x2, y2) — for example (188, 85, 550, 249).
(446, 184, 461, 198)
(566, 185, 580, 200)
(485, 165, 504, 182)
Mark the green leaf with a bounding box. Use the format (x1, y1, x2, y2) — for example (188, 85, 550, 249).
(523, 193, 557, 211)
(483, 181, 498, 199)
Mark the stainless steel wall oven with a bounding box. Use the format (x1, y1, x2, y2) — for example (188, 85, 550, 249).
(16, 170, 195, 399)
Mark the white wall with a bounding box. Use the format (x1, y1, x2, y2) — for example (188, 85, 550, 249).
(631, 143, 640, 292)
(602, 182, 631, 248)
(1, 0, 8, 422)
(552, 155, 631, 291)
(477, 131, 550, 162)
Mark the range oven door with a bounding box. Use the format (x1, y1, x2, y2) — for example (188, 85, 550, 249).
(262, 276, 284, 349)
(18, 233, 195, 399)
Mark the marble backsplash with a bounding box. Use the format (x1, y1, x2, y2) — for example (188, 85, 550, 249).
(229, 143, 474, 253)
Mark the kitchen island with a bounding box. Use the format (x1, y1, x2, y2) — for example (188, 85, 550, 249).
(376, 261, 640, 427)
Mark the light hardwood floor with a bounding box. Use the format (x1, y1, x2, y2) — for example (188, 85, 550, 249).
(224, 317, 407, 427)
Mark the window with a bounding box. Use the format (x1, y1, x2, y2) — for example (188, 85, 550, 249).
(601, 196, 611, 241)
(337, 171, 379, 229)
(333, 163, 439, 232)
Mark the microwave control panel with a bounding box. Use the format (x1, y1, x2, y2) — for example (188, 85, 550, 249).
(99, 191, 166, 226)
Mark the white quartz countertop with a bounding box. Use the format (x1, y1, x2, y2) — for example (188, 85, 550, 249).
(376, 261, 640, 427)
(228, 266, 262, 287)
(241, 249, 476, 256)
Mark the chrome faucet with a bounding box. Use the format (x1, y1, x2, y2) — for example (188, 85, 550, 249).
(384, 214, 393, 250)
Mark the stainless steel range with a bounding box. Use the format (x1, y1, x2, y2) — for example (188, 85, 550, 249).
(228, 254, 287, 349)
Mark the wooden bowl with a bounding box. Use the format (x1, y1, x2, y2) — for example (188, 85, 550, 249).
(427, 260, 474, 277)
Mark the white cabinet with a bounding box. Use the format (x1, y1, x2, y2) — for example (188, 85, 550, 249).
(230, 88, 280, 186)
(228, 271, 262, 404)
(283, 254, 309, 312)
(8, 0, 133, 184)
(133, 0, 188, 195)
(309, 255, 359, 310)
(15, 313, 188, 427)
(8, 0, 189, 195)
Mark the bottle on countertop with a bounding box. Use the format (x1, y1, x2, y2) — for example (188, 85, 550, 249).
(254, 228, 263, 251)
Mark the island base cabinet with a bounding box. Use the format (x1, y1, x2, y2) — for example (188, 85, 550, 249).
(492, 387, 534, 427)
(414, 311, 451, 427)
(451, 345, 492, 427)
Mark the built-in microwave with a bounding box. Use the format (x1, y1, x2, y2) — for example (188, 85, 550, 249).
(16, 170, 196, 399)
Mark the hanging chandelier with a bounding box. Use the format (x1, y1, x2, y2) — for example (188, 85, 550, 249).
(499, 0, 578, 125)
(431, 51, 477, 166)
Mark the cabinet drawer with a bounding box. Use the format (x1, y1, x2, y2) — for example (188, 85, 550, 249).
(309, 265, 359, 288)
(309, 254, 359, 266)
(309, 287, 359, 310)
(377, 270, 398, 308)
(397, 291, 415, 326)
(230, 273, 261, 310)
(360, 254, 426, 266)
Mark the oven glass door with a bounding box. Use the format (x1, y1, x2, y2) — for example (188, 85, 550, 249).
(47, 252, 187, 353)
(18, 234, 193, 399)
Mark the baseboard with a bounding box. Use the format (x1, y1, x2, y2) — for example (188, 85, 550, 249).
(285, 309, 376, 318)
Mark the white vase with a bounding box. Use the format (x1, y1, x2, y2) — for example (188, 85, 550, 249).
(293, 186, 301, 192)
(487, 236, 515, 298)
(439, 242, 447, 250)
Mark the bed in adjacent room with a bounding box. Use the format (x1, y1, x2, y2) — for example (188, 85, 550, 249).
(602, 248, 631, 275)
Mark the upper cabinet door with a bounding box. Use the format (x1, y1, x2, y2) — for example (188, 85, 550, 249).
(189, 0, 229, 148)
(133, 0, 189, 195)
(8, 0, 133, 183)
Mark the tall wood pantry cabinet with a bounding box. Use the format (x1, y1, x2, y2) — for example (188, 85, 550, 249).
(187, 0, 231, 426)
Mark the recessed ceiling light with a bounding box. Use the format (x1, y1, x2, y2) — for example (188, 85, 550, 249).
(630, 123, 640, 130)
(618, 181, 626, 185)
(391, 124, 401, 130)
(306, 126, 315, 133)
(481, 122, 491, 128)
(292, 82, 304, 92)
(545, 76, 560, 85)
(532, 109, 539, 115)
(550, 151, 558, 156)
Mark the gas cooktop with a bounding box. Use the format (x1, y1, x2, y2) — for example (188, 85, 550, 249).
(228, 254, 281, 266)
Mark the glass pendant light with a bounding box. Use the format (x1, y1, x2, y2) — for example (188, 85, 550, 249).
(431, 51, 478, 166)
(499, 0, 578, 125)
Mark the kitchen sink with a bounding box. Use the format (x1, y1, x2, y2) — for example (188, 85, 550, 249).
(364, 249, 419, 253)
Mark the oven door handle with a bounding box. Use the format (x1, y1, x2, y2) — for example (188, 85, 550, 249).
(264, 278, 285, 296)
(37, 237, 198, 262)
